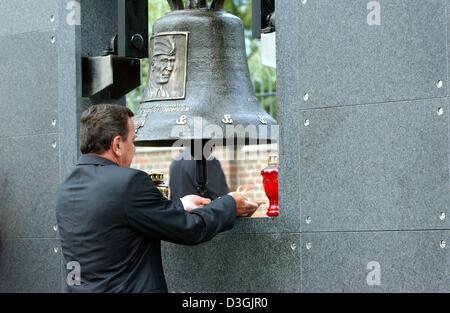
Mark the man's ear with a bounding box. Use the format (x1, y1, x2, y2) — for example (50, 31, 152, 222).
(111, 135, 122, 156)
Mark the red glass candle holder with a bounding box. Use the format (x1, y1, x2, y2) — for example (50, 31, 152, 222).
(261, 155, 279, 217)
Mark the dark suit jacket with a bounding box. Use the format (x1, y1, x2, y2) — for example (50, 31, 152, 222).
(169, 157, 230, 201)
(56, 154, 236, 293)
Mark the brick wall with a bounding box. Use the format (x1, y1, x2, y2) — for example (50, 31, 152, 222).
(131, 144, 278, 217)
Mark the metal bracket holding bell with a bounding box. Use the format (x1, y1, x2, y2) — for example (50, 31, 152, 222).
(118, 0, 149, 59)
(81, 0, 148, 100)
(81, 54, 141, 99)
(252, 0, 276, 38)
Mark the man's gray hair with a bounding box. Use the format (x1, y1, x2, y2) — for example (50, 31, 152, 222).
(79, 104, 134, 154)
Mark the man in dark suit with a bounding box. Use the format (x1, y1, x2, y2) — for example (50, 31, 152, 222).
(56, 104, 257, 293)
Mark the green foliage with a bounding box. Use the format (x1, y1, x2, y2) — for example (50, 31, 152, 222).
(223, 0, 276, 83)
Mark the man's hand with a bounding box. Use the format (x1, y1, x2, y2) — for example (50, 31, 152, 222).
(228, 192, 259, 217)
(180, 195, 211, 212)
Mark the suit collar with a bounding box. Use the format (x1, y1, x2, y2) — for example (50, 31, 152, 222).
(77, 154, 119, 166)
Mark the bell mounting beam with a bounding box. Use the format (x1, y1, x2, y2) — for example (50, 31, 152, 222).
(186, 0, 208, 9)
(168, 0, 185, 10)
(210, 0, 226, 10)
(118, 0, 148, 59)
(168, 0, 226, 11)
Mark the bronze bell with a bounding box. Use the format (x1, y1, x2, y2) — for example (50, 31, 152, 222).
(133, 0, 277, 147)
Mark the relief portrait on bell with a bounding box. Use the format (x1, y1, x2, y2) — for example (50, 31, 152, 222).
(142, 32, 189, 102)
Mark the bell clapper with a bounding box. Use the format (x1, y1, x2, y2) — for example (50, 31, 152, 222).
(190, 140, 211, 200)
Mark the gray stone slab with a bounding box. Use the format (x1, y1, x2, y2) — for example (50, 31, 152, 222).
(0, 0, 58, 36)
(56, 1, 124, 181)
(56, 4, 82, 294)
(447, 0, 450, 93)
(162, 233, 301, 292)
(299, 98, 450, 232)
(229, 215, 299, 234)
(0, 239, 62, 292)
(289, 0, 447, 109)
(275, 0, 303, 234)
(0, 134, 59, 239)
(57, 3, 82, 182)
(301, 230, 450, 292)
(0, 31, 58, 138)
(80, 0, 119, 57)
